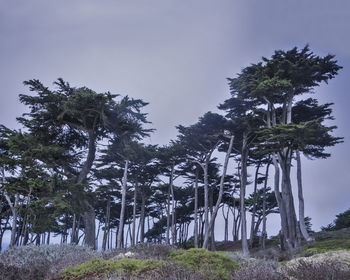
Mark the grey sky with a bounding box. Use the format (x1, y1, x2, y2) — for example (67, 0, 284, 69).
(1, 0, 350, 237)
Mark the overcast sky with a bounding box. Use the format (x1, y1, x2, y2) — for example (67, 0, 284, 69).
(1, 0, 350, 237)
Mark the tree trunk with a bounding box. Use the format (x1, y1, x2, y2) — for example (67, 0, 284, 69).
(77, 130, 96, 249)
(5, 193, 18, 248)
(117, 159, 129, 249)
(140, 188, 146, 244)
(266, 103, 292, 251)
(102, 199, 111, 251)
(166, 180, 171, 245)
(240, 132, 249, 256)
(296, 150, 313, 242)
(249, 162, 261, 248)
(170, 165, 176, 245)
(203, 135, 234, 249)
(203, 160, 209, 247)
(71, 214, 77, 244)
(261, 161, 270, 250)
(132, 182, 138, 247)
(194, 168, 199, 248)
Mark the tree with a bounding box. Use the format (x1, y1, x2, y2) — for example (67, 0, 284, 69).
(158, 142, 186, 245)
(18, 78, 151, 248)
(322, 209, 350, 231)
(177, 112, 228, 249)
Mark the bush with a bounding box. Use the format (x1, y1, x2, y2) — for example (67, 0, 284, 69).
(281, 250, 350, 280)
(233, 259, 287, 280)
(169, 248, 239, 280)
(102, 243, 174, 261)
(59, 258, 166, 279)
(216, 251, 250, 265)
(0, 244, 100, 280)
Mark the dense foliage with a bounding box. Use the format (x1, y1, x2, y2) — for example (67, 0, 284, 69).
(0, 46, 343, 258)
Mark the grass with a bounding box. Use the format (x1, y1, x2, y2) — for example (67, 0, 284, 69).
(303, 238, 350, 255)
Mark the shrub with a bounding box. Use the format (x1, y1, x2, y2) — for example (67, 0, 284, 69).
(169, 248, 239, 280)
(281, 250, 350, 280)
(233, 259, 287, 280)
(128, 243, 174, 260)
(102, 243, 174, 261)
(216, 251, 250, 265)
(59, 258, 166, 279)
(0, 244, 100, 279)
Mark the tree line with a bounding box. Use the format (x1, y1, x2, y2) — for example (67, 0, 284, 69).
(0, 45, 342, 255)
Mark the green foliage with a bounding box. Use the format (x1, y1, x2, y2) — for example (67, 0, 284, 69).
(322, 209, 350, 231)
(169, 248, 239, 280)
(304, 239, 350, 255)
(60, 258, 165, 279)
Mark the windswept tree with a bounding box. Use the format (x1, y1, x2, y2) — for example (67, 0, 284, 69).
(177, 112, 233, 249)
(251, 46, 341, 250)
(157, 142, 186, 245)
(18, 78, 151, 248)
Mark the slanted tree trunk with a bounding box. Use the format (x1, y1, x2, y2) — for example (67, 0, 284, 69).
(117, 159, 129, 249)
(4, 193, 18, 248)
(2, 168, 19, 248)
(203, 135, 234, 249)
(296, 150, 313, 242)
(194, 168, 199, 248)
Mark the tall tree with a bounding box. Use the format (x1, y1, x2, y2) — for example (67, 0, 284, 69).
(18, 78, 150, 248)
(177, 112, 227, 249)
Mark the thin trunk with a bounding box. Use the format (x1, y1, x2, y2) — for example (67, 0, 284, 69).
(261, 161, 270, 250)
(2, 168, 19, 248)
(35, 233, 40, 246)
(136, 216, 141, 244)
(225, 206, 230, 242)
(132, 182, 138, 247)
(140, 189, 146, 243)
(166, 181, 171, 245)
(117, 159, 129, 249)
(127, 222, 132, 247)
(102, 199, 111, 251)
(203, 135, 234, 249)
(240, 132, 249, 256)
(296, 150, 313, 242)
(249, 162, 261, 248)
(5, 193, 18, 248)
(170, 165, 176, 245)
(203, 160, 209, 247)
(194, 168, 199, 248)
